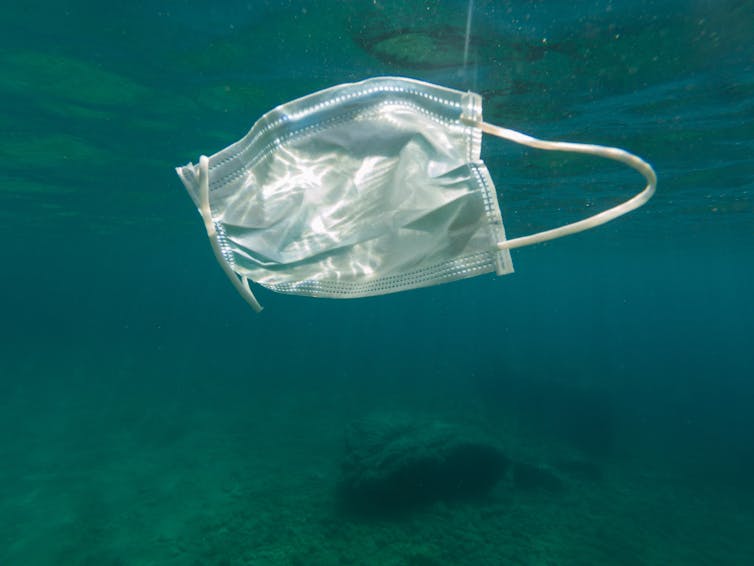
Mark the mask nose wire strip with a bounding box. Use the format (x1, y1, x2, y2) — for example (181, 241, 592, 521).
(197, 155, 264, 312)
(466, 120, 657, 250)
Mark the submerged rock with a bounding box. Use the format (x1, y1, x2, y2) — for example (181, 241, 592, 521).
(339, 413, 508, 513)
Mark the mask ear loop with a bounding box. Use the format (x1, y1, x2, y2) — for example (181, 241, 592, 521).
(466, 120, 657, 250)
(197, 155, 264, 312)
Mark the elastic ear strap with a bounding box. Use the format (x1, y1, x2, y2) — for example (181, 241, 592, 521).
(198, 156, 264, 312)
(471, 120, 657, 250)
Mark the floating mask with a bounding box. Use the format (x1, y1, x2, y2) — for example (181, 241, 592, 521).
(176, 77, 655, 312)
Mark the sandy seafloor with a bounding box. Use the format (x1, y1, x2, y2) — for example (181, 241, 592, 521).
(1, 0, 753, 564)
(2, 338, 753, 565)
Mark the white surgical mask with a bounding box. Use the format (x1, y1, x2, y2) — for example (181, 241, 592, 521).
(176, 77, 656, 312)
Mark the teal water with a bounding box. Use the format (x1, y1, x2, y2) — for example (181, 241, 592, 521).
(1, 1, 753, 564)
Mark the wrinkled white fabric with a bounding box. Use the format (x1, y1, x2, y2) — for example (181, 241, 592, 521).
(177, 77, 512, 301)
(176, 76, 655, 311)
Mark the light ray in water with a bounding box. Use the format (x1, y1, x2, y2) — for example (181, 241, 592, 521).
(463, 0, 474, 71)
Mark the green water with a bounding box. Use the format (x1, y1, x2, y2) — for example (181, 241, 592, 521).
(1, 1, 753, 564)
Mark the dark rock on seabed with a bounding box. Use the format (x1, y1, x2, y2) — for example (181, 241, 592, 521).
(338, 413, 509, 514)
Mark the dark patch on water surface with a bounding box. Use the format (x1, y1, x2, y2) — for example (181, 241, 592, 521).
(355, 26, 545, 70)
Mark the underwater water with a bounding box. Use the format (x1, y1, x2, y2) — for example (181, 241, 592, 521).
(1, 0, 753, 563)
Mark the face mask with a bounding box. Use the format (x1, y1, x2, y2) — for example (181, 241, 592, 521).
(176, 77, 655, 312)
